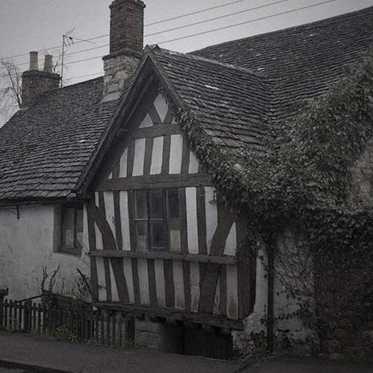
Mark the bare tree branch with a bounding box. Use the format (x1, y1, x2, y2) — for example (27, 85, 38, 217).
(0, 59, 22, 107)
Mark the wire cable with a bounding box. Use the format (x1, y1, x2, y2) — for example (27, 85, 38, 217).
(145, 0, 296, 38)
(2, 0, 339, 75)
(63, 0, 295, 59)
(154, 0, 338, 45)
(0, 0, 288, 61)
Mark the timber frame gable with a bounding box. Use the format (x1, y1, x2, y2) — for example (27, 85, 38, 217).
(82, 49, 256, 329)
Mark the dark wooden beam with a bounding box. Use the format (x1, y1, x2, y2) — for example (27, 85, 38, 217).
(198, 203, 235, 314)
(97, 174, 212, 192)
(94, 302, 244, 330)
(89, 250, 237, 264)
(132, 125, 182, 148)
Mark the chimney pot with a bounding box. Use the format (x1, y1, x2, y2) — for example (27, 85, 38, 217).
(44, 55, 53, 73)
(29, 51, 39, 70)
(22, 51, 60, 107)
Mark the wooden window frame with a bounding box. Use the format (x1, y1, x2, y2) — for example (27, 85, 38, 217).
(57, 204, 83, 256)
(133, 189, 183, 252)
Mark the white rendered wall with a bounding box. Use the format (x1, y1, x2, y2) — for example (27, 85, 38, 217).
(0, 204, 89, 300)
(233, 229, 315, 354)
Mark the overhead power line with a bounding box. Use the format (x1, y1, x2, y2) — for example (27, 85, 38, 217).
(62, 0, 339, 67)
(63, 0, 293, 60)
(146, 0, 247, 26)
(145, 0, 295, 38)
(0, 0, 282, 62)
(1, 0, 338, 78)
(65, 72, 103, 81)
(154, 0, 338, 45)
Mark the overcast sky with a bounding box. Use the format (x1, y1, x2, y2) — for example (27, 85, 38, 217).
(1, 0, 373, 85)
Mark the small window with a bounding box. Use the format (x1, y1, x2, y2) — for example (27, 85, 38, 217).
(133, 189, 183, 252)
(59, 205, 83, 255)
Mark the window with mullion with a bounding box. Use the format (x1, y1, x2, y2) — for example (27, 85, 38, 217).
(134, 189, 182, 252)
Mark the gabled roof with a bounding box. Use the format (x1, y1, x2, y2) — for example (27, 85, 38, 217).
(1, 6, 373, 202)
(0, 78, 118, 201)
(152, 48, 272, 149)
(195, 6, 373, 120)
(195, 6, 373, 76)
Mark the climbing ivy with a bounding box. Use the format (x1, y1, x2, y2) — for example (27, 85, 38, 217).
(176, 51, 373, 355)
(178, 51, 373, 221)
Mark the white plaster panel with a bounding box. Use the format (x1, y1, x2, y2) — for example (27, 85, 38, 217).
(150, 136, 163, 175)
(154, 259, 166, 307)
(137, 259, 150, 305)
(110, 261, 119, 302)
(224, 223, 237, 256)
(119, 148, 128, 178)
(190, 263, 200, 313)
(169, 134, 183, 174)
(185, 187, 199, 254)
(94, 193, 104, 250)
(205, 187, 218, 254)
(173, 260, 185, 309)
(82, 205, 89, 252)
(188, 151, 199, 174)
(132, 138, 146, 176)
(104, 192, 115, 245)
(226, 264, 238, 320)
(120, 191, 131, 251)
(94, 223, 103, 251)
(96, 257, 107, 302)
(123, 258, 135, 303)
(154, 94, 168, 122)
(139, 114, 153, 128)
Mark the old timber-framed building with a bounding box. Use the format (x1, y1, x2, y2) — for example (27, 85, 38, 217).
(1, 0, 373, 356)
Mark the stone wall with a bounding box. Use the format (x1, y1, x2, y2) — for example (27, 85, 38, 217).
(21, 70, 60, 107)
(103, 53, 140, 101)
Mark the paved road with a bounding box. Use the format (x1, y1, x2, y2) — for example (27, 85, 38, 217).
(0, 332, 239, 373)
(240, 358, 373, 373)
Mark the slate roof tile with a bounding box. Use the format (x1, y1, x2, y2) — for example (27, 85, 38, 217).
(195, 6, 373, 120)
(152, 48, 272, 150)
(1, 6, 373, 201)
(0, 78, 120, 201)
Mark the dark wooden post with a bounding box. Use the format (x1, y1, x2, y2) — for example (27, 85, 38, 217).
(0, 289, 9, 329)
(125, 316, 135, 344)
(24, 300, 32, 333)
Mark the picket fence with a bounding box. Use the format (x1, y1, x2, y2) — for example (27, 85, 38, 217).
(0, 299, 135, 347)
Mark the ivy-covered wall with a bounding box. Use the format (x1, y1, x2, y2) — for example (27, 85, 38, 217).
(350, 138, 373, 207)
(176, 51, 373, 357)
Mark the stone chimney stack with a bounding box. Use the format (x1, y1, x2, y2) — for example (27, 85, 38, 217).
(44, 54, 54, 73)
(29, 51, 39, 70)
(21, 52, 60, 108)
(103, 0, 145, 101)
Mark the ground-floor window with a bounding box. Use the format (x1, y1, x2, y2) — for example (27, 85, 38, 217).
(58, 204, 83, 255)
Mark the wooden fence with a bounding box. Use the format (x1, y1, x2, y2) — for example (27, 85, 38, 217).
(0, 299, 135, 347)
